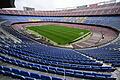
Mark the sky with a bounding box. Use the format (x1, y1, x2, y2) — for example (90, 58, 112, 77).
(6, 0, 120, 10)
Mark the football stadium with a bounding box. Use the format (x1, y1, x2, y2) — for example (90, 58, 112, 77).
(0, 0, 120, 80)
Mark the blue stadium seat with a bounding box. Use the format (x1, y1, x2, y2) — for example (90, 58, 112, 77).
(48, 67, 56, 73)
(41, 75, 51, 80)
(30, 73, 41, 79)
(19, 70, 30, 77)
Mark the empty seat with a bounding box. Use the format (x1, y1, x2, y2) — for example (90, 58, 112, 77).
(74, 71, 84, 78)
(3, 67, 11, 72)
(41, 75, 51, 80)
(0, 70, 5, 74)
(56, 68, 64, 75)
(48, 67, 56, 73)
(65, 70, 74, 77)
(24, 77, 35, 80)
(30, 73, 41, 79)
(40, 65, 48, 72)
(0, 66, 3, 70)
(52, 77, 63, 80)
(19, 70, 30, 77)
(83, 72, 95, 79)
(11, 68, 20, 74)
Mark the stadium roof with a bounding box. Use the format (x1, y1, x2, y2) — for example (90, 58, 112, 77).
(4, 0, 120, 10)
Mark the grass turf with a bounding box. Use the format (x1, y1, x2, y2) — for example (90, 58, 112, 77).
(27, 24, 91, 45)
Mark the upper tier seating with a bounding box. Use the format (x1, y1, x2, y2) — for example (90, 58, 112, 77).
(0, 2, 120, 16)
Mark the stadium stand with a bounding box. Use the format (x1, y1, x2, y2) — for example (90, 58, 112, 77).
(0, 2, 120, 16)
(0, 1, 120, 80)
(11, 22, 118, 48)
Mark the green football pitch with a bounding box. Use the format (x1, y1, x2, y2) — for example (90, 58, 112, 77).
(27, 24, 91, 45)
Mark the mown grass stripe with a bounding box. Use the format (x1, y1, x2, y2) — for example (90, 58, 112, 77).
(27, 25, 91, 45)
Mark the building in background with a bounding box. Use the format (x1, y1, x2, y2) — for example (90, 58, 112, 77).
(76, 5, 87, 9)
(23, 7, 35, 11)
